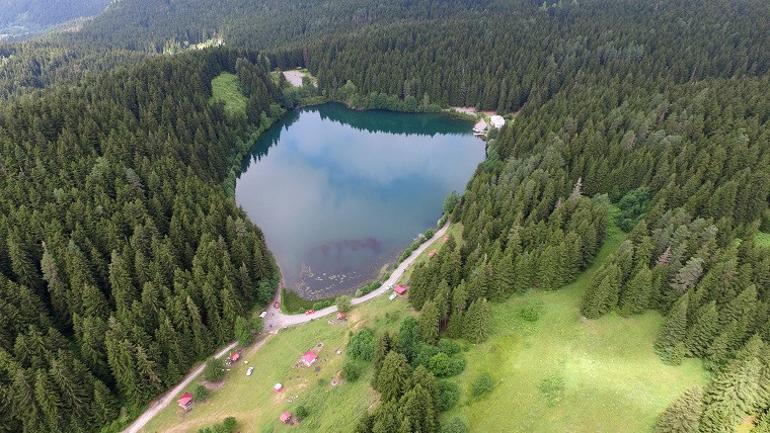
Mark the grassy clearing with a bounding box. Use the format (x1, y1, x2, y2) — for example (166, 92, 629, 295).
(142, 221, 706, 433)
(142, 296, 412, 433)
(756, 232, 770, 248)
(211, 72, 247, 117)
(441, 224, 708, 433)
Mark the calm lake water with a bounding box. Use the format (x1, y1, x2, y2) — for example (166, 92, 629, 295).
(236, 103, 484, 299)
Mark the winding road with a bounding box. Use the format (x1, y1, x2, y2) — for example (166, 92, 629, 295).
(122, 223, 448, 433)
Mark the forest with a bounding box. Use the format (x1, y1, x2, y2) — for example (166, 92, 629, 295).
(1, 0, 769, 432)
(0, 49, 284, 432)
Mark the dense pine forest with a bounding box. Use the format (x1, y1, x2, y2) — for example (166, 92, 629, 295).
(0, 0, 769, 432)
(0, 50, 284, 432)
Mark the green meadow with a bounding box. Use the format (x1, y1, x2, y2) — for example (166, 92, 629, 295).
(143, 223, 707, 433)
(442, 224, 707, 433)
(210, 72, 247, 117)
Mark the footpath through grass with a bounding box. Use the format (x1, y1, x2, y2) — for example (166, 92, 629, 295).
(442, 223, 708, 433)
(211, 72, 247, 117)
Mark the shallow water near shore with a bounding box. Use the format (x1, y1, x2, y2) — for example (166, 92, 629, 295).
(236, 103, 483, 299)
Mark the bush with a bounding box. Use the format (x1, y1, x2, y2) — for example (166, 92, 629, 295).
(347, 328, 376, 361)
(427, 352, 465, 378)
(441, 416, 469, 433)
(355, 279, 382, 297)
(234, 316, 262, 346)
(198, 416, 238, 433)
(204, 358, 226, 382)
(518, 300, 544, 322)
(438, 381, 460, 411)
(336, 295, 352, 313)
(342, 360, 362, 382)
(470, 372, 494, 399)
(295, 405, 309, 419)
(312, 299, 334, 310)
(437, 339, 462, 355)
(193, 384, 209, 402)
(443, 191, 461, 216)
(538, 375, 565, 406)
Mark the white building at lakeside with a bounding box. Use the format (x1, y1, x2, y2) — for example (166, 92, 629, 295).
(490, 115, 506, 129)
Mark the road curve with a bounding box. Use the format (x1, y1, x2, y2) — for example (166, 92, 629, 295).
(123, 223, 448, 433)
(264, 223, 449, 329)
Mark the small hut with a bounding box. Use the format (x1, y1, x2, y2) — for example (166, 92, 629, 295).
(177, 392, 193, 412)
(394, 285, 408, 296)
(336, 311, 347, 321)
(301, 351, 318, 367)
(280, 411, 293, 424)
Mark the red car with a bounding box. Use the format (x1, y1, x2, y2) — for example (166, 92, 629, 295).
(273, 301, 280, 309)
(304, 309, 315, 315)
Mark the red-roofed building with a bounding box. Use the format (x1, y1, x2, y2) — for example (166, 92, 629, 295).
(178, 392, 193, 411)
(280, 411, 293, 424)
(301, 351, 317, 367)
(336, 311, 347, 321)
(394, 285, 408, 296)
(229, 352, 240, 363)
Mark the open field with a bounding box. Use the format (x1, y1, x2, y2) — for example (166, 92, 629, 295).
(441, 224, 708, 433)
(211, 72, 247, 117)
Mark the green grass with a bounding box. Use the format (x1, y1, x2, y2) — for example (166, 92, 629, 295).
(441, 223, 708, 433)
(142, 222, 707, 433)
(756, 232, 770, 248)
(143, 296, 412, 433)
(281, 289, 335, 314)
(211, 72, 247, 117)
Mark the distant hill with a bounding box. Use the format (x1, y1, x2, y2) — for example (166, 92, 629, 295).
(0, 0, 111, 38)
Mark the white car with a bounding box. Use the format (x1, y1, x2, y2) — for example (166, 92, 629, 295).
(259, 311, 267, 319)
(246, 367, 254, 376)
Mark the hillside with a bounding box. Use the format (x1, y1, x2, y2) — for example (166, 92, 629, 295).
(0, 0, 769, 432)
(0, 0, 110, 38)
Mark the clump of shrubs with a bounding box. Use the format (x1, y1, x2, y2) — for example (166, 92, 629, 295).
(470, 372, 494, 399)
(342, 360, 362, 382)
(438, 381, 460, 411)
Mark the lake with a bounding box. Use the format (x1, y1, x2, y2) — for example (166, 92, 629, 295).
(236, 103, 484, 299)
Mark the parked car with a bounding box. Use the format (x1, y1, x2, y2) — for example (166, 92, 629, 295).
(304, 309, 315, 315)
(259, 311, 267, 318)
(246, 367, 254, 376)
(273, 301, 280, 309)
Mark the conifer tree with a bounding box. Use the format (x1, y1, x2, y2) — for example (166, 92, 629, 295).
(463, 298, 490, 343)
(655, 293, 689, 363)
(581, 264, 621, 319)
(419, 301, 441, 345)
(620, 267, 653, 315)
(396, 317, 421, 363)
(684, 301, 720, 357)
(654, 387, 703, 433)
(376, 351, 411, 402)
